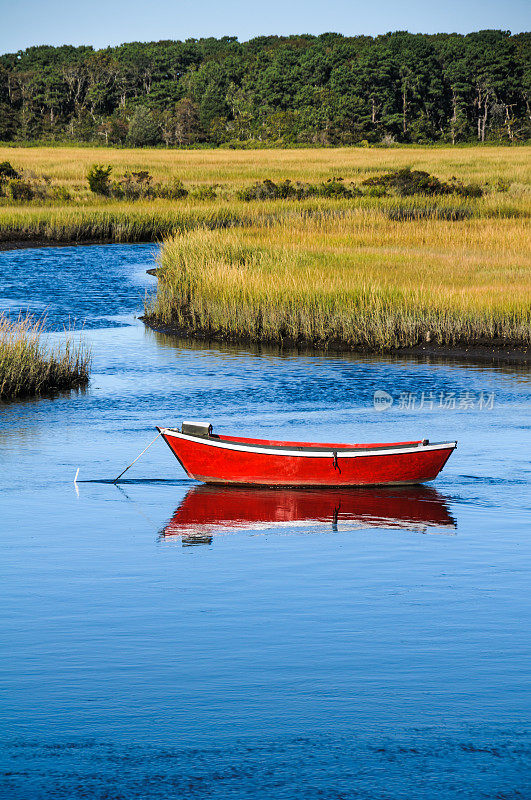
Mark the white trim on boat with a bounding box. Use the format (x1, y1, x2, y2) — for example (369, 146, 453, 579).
(159, 428, 457, 460)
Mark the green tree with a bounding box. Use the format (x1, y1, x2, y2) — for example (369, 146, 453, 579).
(126, 106, 160, 147)
(199, 81, 228, 130)
(0, 32, 529, 146)
(87, 164, 112, 195)
(0, 103, 19, 141)
(161, 98, 201, 145)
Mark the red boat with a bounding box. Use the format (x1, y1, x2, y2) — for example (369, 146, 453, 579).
(161, 484, 456, 540)
(158, 421, 456, 487)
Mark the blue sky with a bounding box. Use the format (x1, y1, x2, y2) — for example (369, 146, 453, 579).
(1, 0, 528, 54)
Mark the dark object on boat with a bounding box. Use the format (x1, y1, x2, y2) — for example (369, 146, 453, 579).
(181, 420, 213, 438)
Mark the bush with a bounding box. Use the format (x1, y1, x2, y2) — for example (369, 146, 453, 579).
(237, 179, 292, 201)
(51, 186, 71, 202)
(8, 179, 35, 201)
(87, 164, 112, 195)
(192, 185, 217, 200)
(363, 167, 483, 198)
(364, 185, 387, 198)
(156, 179, 188, 199)
(105, 172, 189, 201)
(0, 161, 19, 181)
(108, 181, 124, 199)
(237, 177, 360, 201)
(110, 170, 154, 200)
(363, 168, 450, 196)
(317, 178, 361, 198)
(453, 181, 483, 198)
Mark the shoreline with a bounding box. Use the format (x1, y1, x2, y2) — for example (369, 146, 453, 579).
(2, 238, 528, 366)
(142, 320, 530, 366)
(0, 237, 155, 252)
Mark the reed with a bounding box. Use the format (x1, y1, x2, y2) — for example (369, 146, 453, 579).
(0, 201, 246, 244)
(144, 212, 531, 351)
(0, 313, 91, 400)
(0, 199, 311, 244)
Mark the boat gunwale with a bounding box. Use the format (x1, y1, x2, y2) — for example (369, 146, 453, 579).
(158, 427, 457, 459)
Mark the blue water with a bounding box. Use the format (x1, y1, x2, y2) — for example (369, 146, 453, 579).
(0, 244, 529, 799)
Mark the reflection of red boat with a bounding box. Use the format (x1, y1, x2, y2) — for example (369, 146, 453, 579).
(161, 484, 456, 539)
(158, 422, 456, 487)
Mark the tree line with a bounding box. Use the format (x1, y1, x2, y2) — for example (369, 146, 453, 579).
(0, 30, 529, 147)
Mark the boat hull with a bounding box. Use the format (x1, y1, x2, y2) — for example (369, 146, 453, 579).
(159, 428, 456, 487)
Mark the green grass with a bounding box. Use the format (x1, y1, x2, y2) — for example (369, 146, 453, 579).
(0, 314, 91, 400)
(0, 202, 248, 243)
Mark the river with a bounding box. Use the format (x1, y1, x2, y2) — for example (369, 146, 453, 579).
(0, 243, 529, 799)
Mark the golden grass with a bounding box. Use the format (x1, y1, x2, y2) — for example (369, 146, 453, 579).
(1, 144, 530, 187)
(145, 210, 531, 350)
(0, 201, 243, 243)
(0, 192, 528, 246)
(1, 144, 529, 352)
(0, 144, 529, 245)
(0, 313, 91, 400)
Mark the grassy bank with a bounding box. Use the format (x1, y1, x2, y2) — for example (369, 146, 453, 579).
(0, 192, 528, 249)
(0, 314, 91, 400)
(0, 201, 250, 245)
(144, 210, 531, 351)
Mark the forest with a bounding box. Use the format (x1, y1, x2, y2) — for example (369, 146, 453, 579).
(0, 30, 529, 147)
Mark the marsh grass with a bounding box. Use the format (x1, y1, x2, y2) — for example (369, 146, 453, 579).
(1, 144, 529, 353)
(0, 192, 527, 246)
(0, 313, 91, 400)
(144, 215, 531, 351)
(0, 145, 529, 244)
(1, 144, 529, 186)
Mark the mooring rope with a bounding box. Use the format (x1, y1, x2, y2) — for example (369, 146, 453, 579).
(112, 430, 163, 483)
